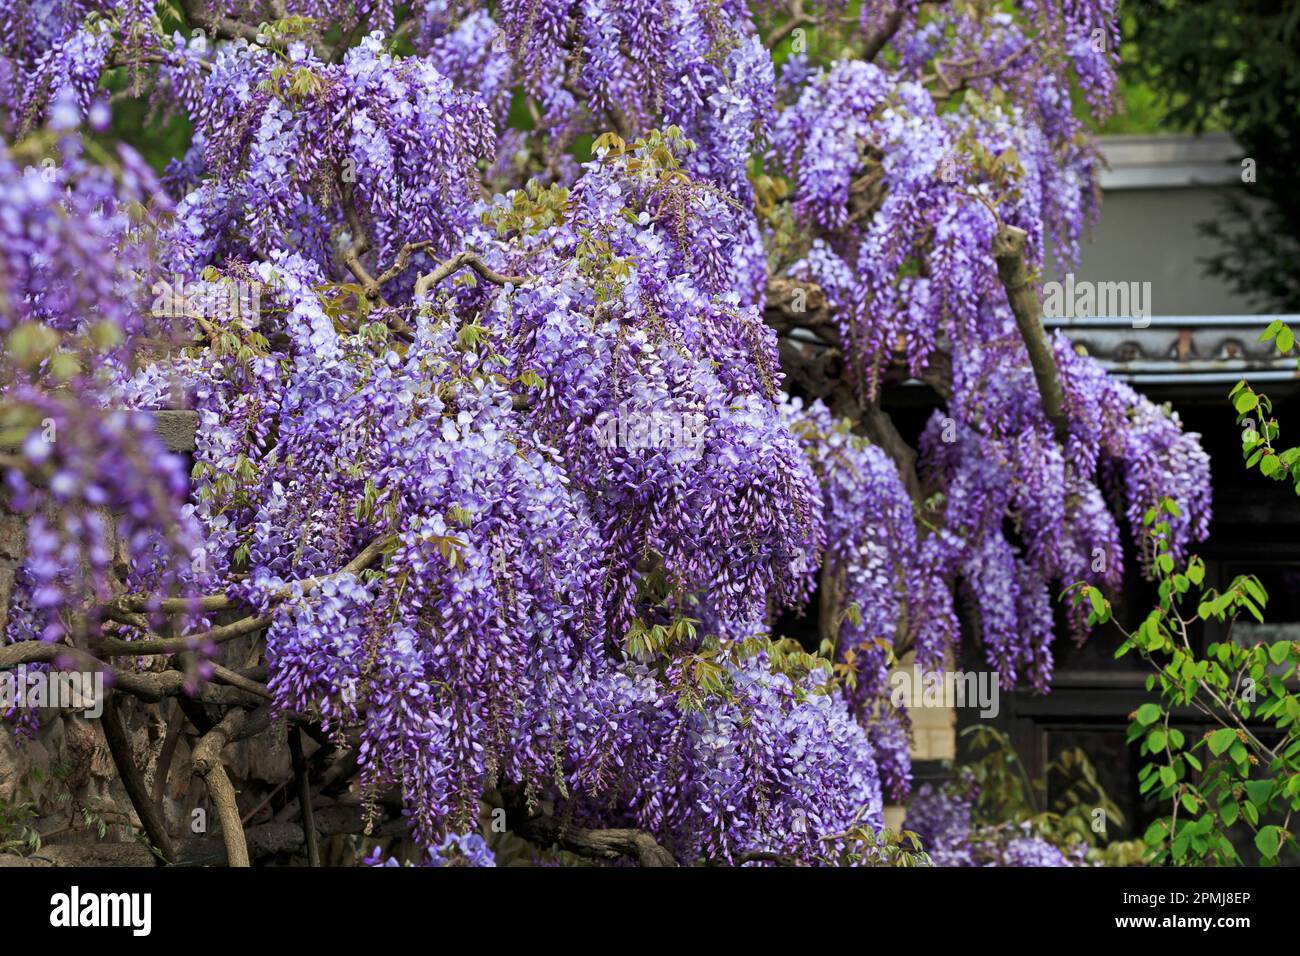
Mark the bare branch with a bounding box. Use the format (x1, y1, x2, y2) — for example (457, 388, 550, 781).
(209, 661, 273, 700)
(0, 642, 259, 705)
(337, 179, 379, 291)
(513, 812, 677, 867)
(863, 2, 909, 61)
(767, 0, 813, 47)
(111, 593, 236, 617)
(97, 534, 394, 658)
(288, 726, 322, 866)
(191, 705, 273, 868)
(414, 252, 529, 301)
(369, 240, 439, 294)
(151, 706, 186, 811)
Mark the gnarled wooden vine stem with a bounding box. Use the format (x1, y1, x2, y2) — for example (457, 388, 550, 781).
(191, 705, 272, 868)
(512, 812, 678, 867)
(288, 726, 321, 867)
(414, 251, 529, 300)
(101, 695, 177, 864)
(992, 225, 1070, 445)
(93, 534, 394, 659)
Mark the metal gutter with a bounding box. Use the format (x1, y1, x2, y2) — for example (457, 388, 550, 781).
(1097, 133, 1244, 190)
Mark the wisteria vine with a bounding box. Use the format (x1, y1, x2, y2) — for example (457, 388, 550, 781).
(0, 0, 1209, 866)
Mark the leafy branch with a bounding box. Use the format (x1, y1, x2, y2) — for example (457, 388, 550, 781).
(1068, 497, 1300, 865)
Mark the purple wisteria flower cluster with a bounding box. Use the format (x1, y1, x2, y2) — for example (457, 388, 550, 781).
(0, 108, 204, 649)
(771, 3, 1208, 707)
(907, 781, 1086, 868)
(365, 831, 496, 866)
(0, 0, 1209, 866)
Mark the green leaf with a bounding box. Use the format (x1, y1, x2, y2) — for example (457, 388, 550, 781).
(845, 601, 862, 629)
(1279, 326, 1295, 353)
(1143, 820, 1167, 846)
(1234, 391, 1259, 414)
(1220, 800, 1239, 826)
(1255, 825, 1282, 859)
(1148, 729, 1167, 753)
(1269, 641, 1291, 666)
(1244, 779, 1273, 807)
(1136, 703, 1162, 726)
(1208, 727, 1236, 755)
(1240, 596, 1265, 624)
(1242, 576, 1269, 605)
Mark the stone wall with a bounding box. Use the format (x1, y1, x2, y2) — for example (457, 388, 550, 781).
(885, 653, 956, 832)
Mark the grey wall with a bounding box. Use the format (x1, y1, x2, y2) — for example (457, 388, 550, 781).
(1047, 187, 1254, 316)
(1044, 134, 1258, 317)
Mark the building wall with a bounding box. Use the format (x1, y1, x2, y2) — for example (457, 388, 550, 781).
(1049, 186, 1249, 316)
(1045, 133, 1258, 317)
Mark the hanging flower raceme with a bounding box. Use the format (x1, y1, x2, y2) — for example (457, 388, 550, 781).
(159, 31, 495, 284)
(1, 122, 205, 648)
(469, 133, 825, 642)
(772, 3, 1209, 697)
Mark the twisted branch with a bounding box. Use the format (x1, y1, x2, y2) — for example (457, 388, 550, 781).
(414, 252, 528, 300)
(190, 705, 273, 868)
(863, 2, 909, 62)
(288, 726, 321, 866)
(992, 225, 1070, 444)
(513, 812, 678, 867)
(96, 534, 393, 658)
(100, 695, 177, 864)
(0, 641, 259, 705)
